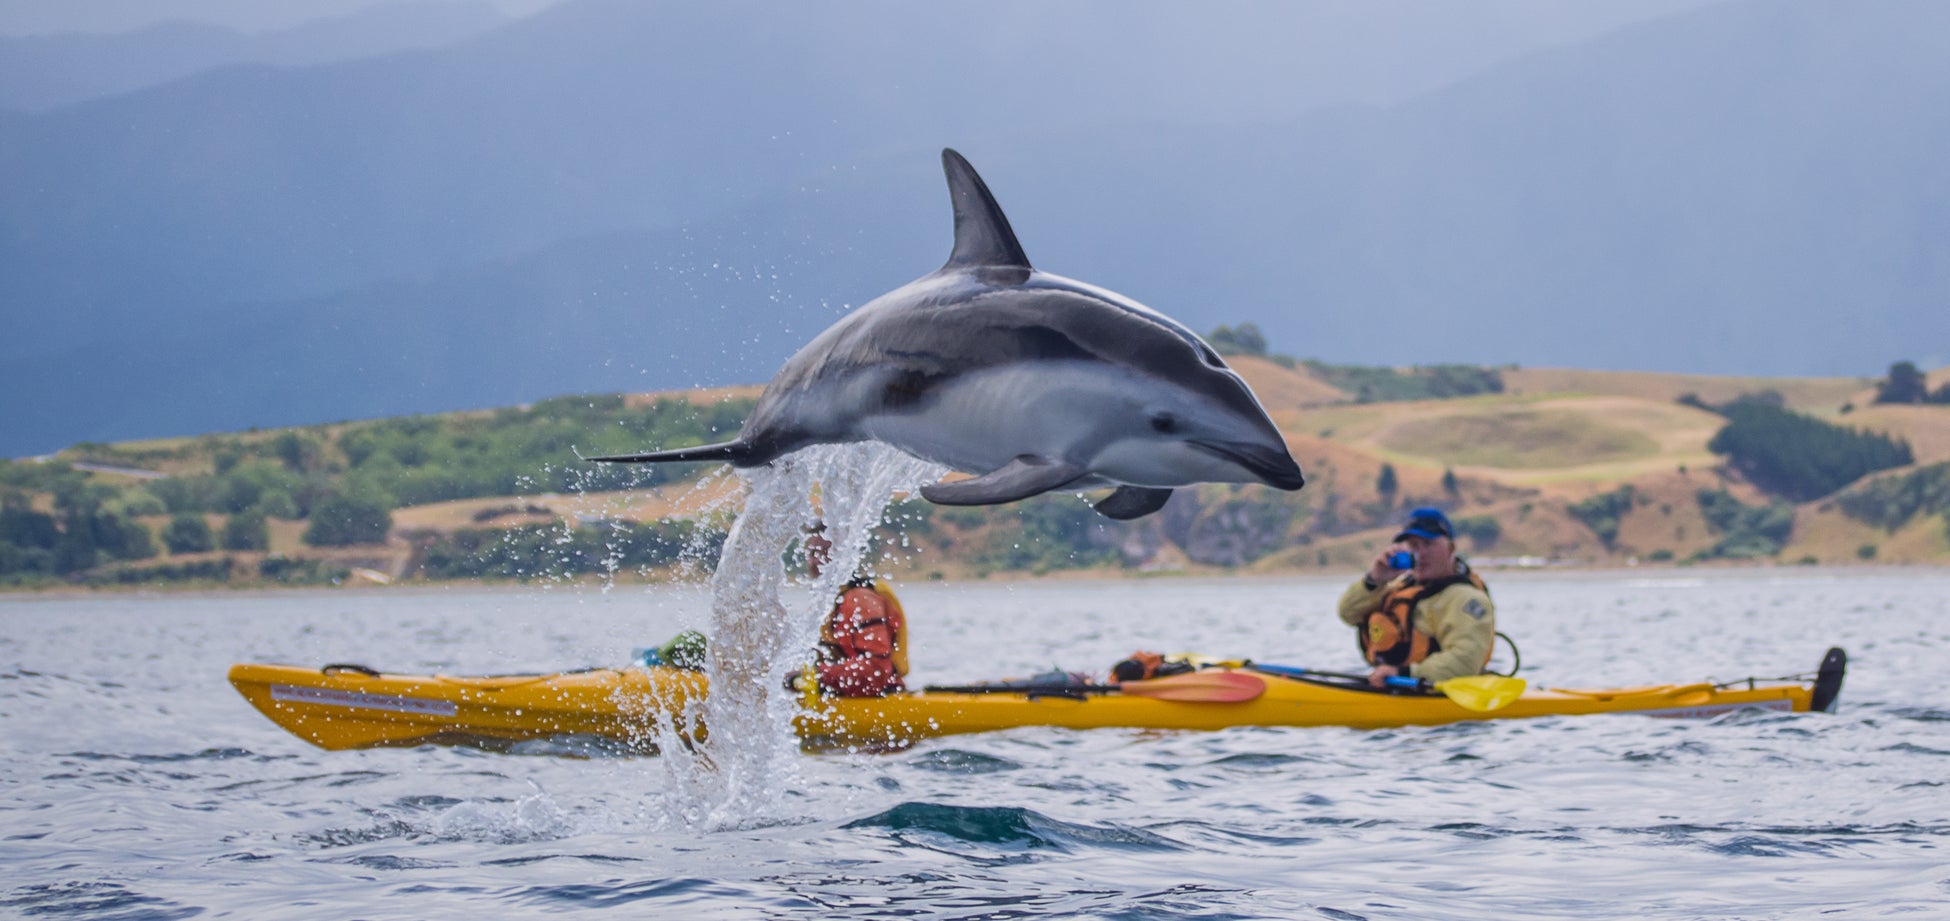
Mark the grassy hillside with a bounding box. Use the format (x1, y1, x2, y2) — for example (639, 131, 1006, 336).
(5, 363, 1948, 589)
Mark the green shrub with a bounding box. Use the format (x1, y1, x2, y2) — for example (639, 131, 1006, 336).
(410, 518, 722, 581)
(258, 556, 349, 585)
(1836, 462, 1950, 531)
(1568, 486, 1636, 549)
(0, 459, 86, 493)
(1304, 361, 1504, 403)
(1696, 489, 1795, 559)
(972, 495, 1122, 571)
(162, 514, 214, 554)
(1452, 515, 1502, 549)
(109, 489, 166, 517)
(221, 513, 270, 551)
(1206, 323, 1268, 356)
(0, 499, 59, 552)
(0, 542, 56, 577)
(303, 494, 393, 547)
(84, 558, 234, 585)
(334, 394, 754, 505)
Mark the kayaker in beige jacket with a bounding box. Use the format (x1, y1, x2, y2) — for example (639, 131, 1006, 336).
(1338, 507, 1495, 688)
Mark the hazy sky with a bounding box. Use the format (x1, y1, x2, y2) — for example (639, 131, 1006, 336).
(0, 0, 567, 36)
(0, 0, 1723, 40)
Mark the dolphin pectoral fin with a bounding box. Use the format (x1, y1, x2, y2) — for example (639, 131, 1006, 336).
(1091, 486, 1173, 520)
(919, 455, 1084, 506)
(584, 439, 751, 466)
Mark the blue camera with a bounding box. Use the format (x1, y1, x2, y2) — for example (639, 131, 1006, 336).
(1386, 550, 1415, 570)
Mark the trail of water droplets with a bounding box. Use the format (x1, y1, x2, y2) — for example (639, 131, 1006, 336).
(648, 443, 944, 829)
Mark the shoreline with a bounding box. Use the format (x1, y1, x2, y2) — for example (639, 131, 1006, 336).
(6, 561, 1947, 600)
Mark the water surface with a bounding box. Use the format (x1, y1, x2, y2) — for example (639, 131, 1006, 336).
(3, 569, 1947, 919)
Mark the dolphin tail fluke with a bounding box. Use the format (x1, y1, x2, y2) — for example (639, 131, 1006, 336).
(584, 439, 751, 466)
(940, 149, 1031, 271)
(919, 455, 1084, 506)
(1092, 486, 1173, 520)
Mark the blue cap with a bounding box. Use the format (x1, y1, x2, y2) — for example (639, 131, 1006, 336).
(1394, 507, 1454, 541)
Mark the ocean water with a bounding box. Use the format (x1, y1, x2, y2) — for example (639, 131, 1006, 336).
(3, 569, 1948, 920)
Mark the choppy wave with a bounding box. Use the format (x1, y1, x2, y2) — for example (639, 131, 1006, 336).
(0, 882, 201, 921)
(845, 801, 1184, 853)
(4, 571, 1950, 918)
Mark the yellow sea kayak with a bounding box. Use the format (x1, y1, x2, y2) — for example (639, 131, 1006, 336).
(227, 649, 1844, 752)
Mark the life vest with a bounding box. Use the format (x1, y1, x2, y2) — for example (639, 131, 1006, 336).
(1360, 569, 1491, 669)
(819, 578, 908, 677)
(873, 579, 909, 678)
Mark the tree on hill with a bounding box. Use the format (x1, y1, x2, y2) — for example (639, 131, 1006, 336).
(0, 495, 58, 550)
(1206, 323, 1268, 357)
(1201, 321, 1263, 355)
(1695, 489, 1795, 559)
(1835, 461, 1950, 531)
(48, 478, 157, 573)
(272, 431, 326, 472)
(1706, 401, 1913, 501)
(1568, 486, 1636, 550)
(0, 494, 60, 578)
(1451, 514, 1502, 550)
(1302, 361, 1504, 403)
(1376, 464, 1399, 506)
(303, 494, 393, 547)
(1876, 361, 1929, 404)
(221, 512, 270, 551)
(162, 514, 214, 554)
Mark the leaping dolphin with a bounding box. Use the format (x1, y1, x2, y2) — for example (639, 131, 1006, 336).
(589, 149, 1304, 519)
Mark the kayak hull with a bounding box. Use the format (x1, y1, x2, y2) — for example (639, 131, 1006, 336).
(228, 662, 1819, 753)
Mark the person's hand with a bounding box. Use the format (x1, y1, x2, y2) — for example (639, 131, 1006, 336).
(1366, 664, 1400, 688)
(1367, 545, 1407, 585)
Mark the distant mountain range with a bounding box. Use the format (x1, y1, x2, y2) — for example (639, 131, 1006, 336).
(0, 1, 507, 111)
(4, 0, 1947, 457)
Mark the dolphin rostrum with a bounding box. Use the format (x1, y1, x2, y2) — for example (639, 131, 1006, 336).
(589, 149, 1304, 519)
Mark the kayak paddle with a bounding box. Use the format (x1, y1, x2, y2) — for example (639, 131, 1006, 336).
(924, 670, 1266, 703)
(1250, 664, 1525, 712)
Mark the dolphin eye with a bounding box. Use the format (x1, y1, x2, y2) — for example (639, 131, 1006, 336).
(1150, 413, 1178, 434)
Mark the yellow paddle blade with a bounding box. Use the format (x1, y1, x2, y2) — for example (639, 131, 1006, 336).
(1434, 675, 1527, 712)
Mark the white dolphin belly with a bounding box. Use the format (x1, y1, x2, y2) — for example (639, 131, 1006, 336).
(859, 362, 1247, 488)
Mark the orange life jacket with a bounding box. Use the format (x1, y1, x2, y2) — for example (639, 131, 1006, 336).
(1360, 569, 1491, 669)
(873, 580, 909, 677)
(819, 579, 908, 677)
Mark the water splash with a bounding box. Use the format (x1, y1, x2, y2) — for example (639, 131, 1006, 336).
(652, 442, 944, 828)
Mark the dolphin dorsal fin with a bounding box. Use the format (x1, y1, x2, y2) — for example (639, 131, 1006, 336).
(941, 148, 1030, 270)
